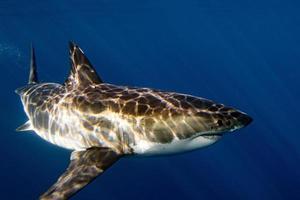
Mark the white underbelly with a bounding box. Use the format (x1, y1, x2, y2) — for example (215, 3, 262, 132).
(132, 135, 222, 156)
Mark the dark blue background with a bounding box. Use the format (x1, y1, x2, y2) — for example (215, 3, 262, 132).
(1, 0, 299, 199)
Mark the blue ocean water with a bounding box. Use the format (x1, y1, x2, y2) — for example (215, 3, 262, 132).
(1, 0, 299, 199)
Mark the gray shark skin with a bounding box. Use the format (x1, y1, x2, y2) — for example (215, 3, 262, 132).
(16, 42, 252, 200)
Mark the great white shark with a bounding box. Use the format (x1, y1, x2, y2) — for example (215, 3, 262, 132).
(16, 42, 252, 200)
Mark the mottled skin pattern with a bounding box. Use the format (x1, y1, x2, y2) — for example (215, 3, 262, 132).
(21, 82, 248, 154)
(16, 42, 252, 200)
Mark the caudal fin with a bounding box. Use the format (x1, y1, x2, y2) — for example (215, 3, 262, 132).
(28, 44, 38, 84)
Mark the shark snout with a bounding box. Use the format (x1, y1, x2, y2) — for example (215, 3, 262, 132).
(228, 110, 253, 131)
(238, 113, 253, 127)
(197, 107, 252, 135)
(231, 111, 253, 126)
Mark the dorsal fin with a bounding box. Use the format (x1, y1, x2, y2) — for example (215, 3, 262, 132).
(65, 42, 103, 89)
(28, 44, 38, 84)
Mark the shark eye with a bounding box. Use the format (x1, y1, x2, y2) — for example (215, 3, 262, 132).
(217, 120, 223, 126)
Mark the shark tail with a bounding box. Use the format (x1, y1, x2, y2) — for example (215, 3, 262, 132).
(28, 44, 38, 84)
(15, 44, 39, 95)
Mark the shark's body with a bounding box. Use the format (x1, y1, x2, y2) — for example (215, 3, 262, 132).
(16, 42, 252, 200)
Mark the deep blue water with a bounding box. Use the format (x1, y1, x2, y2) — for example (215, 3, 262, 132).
(1, 0, 299, 199)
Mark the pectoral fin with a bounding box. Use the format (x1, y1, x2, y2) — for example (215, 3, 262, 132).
(16, 121, 32, 132)
(40, 147, 121, 200)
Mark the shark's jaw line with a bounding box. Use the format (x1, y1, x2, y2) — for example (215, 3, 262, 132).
(16, 42, 252, 200)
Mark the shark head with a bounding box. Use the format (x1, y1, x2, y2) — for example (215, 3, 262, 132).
(196, 106, 252, 141)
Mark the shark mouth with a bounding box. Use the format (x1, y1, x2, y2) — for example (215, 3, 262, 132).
(200, 133, 223, 140)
